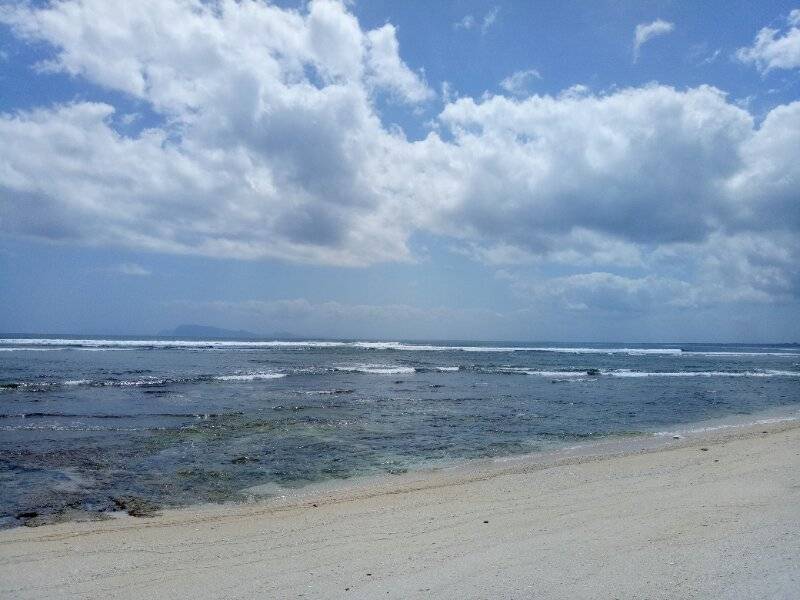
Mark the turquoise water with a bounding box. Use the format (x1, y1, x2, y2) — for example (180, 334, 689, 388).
(1, 337, 799, 526)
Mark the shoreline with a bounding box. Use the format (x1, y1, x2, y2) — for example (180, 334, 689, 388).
(2, 411, 799, 598)
(5, 404, 800, 529)
(236, 405, 800, 509)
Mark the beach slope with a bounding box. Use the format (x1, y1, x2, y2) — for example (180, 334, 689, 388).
(1, 424, 798, 599)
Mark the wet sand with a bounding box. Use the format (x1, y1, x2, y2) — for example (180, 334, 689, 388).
(1, 420, 798, 599)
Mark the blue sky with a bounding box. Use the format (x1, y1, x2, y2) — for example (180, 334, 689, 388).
(0, 0, 799, 341)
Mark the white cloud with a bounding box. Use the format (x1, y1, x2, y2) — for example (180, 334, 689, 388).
(498, 229, 800, 313)
(432, 84, 800, 307)
(0, 0, 433, 266)
(453, 7, 498, 34)
(736, 9, 800, 72)
(633, 19, 675, 63)
(0, 0, 798, 314)
(365, 24, 434, 104)
(435, 85, 754, 248)
(499, 69, 541, 96)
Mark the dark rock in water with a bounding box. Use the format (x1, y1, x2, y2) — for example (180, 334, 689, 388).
(22, 516, 48, 527)
(0, 383, 21, 389)
(700, 447, 709, 451)
(393, 380, 403, 384)
(112, 496, 161, 518)
(17, 511, 38, 519)
(585, 368, 601, 376)
(231, 455, 258, 464)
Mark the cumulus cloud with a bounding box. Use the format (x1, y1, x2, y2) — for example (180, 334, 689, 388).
(435, 85, 754, 248)
(633, 19, 674, 63)
(365, 24, 434, 104)
(0, 0, 799, 315)
(736, 9, 800, 72)
(0, 0, 434, 266)
(499, 69, 541, 96)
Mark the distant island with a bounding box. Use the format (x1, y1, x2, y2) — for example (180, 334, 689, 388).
(157, 324, 298, 340)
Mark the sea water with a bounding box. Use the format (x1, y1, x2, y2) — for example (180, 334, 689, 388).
(1, 337, 799, 526)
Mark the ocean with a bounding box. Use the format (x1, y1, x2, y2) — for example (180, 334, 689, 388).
(1, 336, 799, 527)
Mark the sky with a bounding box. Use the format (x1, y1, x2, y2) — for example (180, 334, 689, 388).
(0, 0, 799, 342)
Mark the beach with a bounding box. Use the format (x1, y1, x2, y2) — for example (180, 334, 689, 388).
(1, 419, 798, 599)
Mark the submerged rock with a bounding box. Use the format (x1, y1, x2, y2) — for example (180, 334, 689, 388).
(111, 496, 161, 518)
(585, 368, 601, 376)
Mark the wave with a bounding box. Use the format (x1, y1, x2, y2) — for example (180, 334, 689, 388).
(214, 372, 287, 381)
(0, 338, 681, 354)
(2, 371, 287, 389)
(3, 365, 797, 393)
(605, 369, 799, 378)
(523, 370, 591, 378)
(0, 412, 226, 420)
(0, 347, 64, 352)
(4, 337, 799, 356)
(334, 364, 416, 375)
(681, 351, 800, 357)
(464, 367, 800, 378)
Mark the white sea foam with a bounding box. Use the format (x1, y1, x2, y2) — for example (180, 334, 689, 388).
(0, 347, 61, 352)
(509, 368, 799, 378)
(6, 338, 800, 357)
(336, 364, 416, 375)
(682, 351, 800, 357)
(350, 342, 686, 354)
(107, 378, 167, 386)
(0, 338, 687, 354)
(524, 370, 591, 378)
(606, 369, 799, 378)
(214, 372, 286, 381)
(2, 338, 799, 360)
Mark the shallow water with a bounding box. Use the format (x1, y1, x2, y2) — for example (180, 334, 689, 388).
(1, 337, 799, 526)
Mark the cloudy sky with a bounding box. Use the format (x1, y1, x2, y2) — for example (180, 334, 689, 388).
(0, 0, 798, 341)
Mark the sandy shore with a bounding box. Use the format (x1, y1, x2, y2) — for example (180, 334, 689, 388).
(1, 420, 799, 599)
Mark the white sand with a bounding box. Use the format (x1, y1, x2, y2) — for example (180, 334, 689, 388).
(1, 421, 798, 599)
